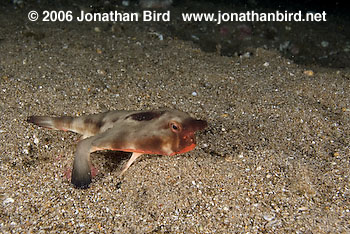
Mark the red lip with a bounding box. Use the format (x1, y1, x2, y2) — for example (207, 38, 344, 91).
(171, 143, 196, 155)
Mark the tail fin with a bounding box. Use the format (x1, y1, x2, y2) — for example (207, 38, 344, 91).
(27, 116, 74, 132)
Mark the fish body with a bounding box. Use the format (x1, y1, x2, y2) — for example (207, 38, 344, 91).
(27, 108, 207, 188)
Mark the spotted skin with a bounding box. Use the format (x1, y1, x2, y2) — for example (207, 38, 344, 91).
(27, 108, 207, 188)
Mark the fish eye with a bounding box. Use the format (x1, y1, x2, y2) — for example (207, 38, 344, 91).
(170, 121, 181, 132)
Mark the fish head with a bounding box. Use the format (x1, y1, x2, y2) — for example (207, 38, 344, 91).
(166, 117, 207, 155)
(136, 109, 207, 156)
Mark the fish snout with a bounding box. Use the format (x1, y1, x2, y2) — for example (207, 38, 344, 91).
(183, 119, 208, 132)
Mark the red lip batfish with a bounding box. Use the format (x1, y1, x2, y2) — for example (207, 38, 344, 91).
(27, 108, 208, 188)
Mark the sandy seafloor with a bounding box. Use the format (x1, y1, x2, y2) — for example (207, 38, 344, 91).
(1, 3, 350, 234)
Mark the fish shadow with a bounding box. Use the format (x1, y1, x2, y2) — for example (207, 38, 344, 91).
(100, 150, 131, 173)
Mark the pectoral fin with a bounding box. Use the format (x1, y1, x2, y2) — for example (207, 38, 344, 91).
(71, 128, 144, 188)
(71, 136, 97, 188)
